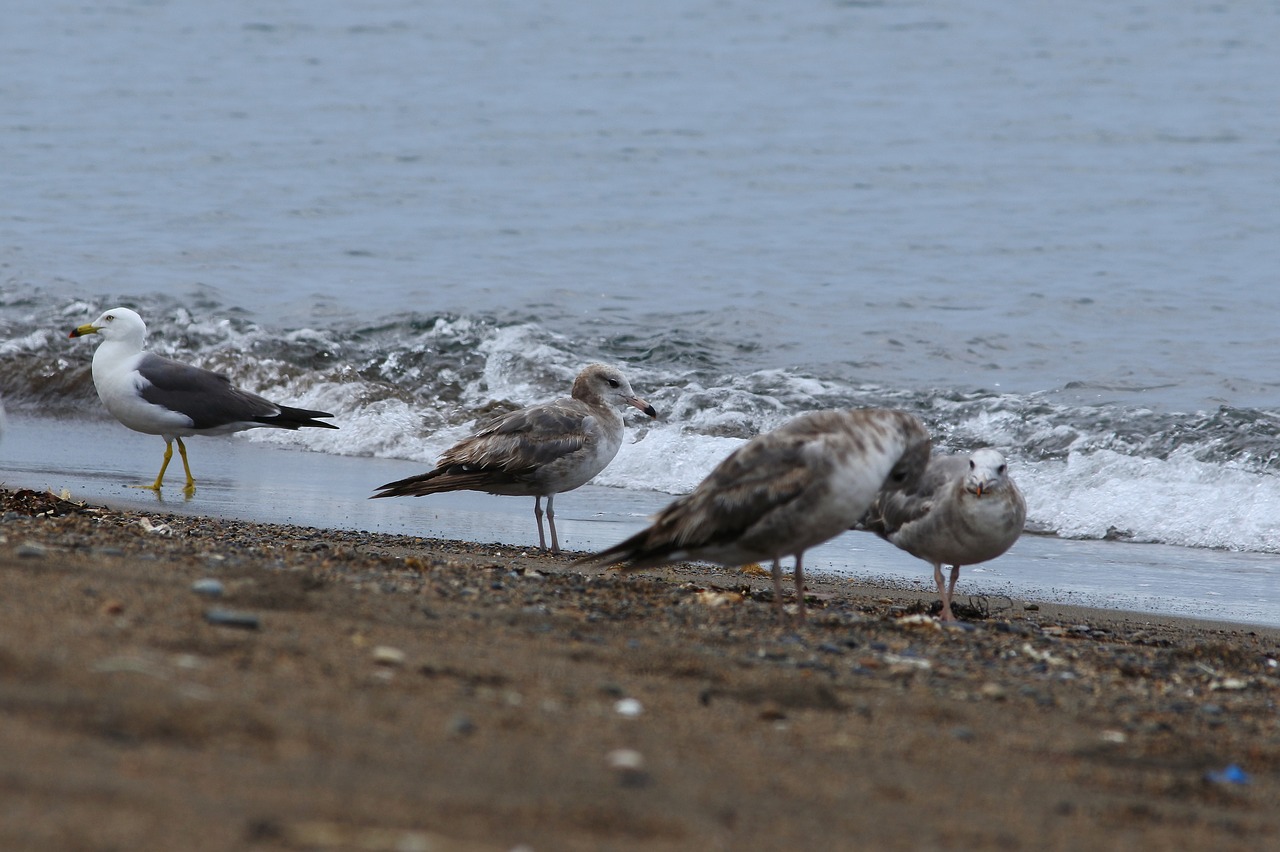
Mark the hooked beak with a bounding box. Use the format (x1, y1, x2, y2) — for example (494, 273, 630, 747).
(69, 323, 100, 339)
(627, 396, 658, 419)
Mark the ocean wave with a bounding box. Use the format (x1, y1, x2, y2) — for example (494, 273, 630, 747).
(5, 290, 1279, 553)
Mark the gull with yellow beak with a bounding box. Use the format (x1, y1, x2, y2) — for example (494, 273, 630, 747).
(70, 307, 338, 492)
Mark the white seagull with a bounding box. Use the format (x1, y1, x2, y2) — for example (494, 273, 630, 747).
(371, 364, 657, 553)
(584, 408, 932, 622)
(69, 307, 338, 492)
(857, 447, 1026, 621)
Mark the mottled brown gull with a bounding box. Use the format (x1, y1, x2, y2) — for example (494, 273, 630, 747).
(371, 364, 657, 553)
(583, 408, 932, 621)
(857, 447, 1026, 621)
(69, 307, 338, 493)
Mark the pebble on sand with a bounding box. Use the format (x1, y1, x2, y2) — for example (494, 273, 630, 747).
(204, 609, 261, 630)
(372, 646, 407, 666)
(191, 578, 225, 598)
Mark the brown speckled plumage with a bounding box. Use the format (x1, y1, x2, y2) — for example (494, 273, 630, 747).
(372, 364, 656, 552)
(585, 408, 932, 621)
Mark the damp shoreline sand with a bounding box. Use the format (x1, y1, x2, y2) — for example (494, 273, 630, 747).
(1, 487, 1277, 850)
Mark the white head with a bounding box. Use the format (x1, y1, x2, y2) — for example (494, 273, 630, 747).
(964, 448, 1012, 497)
(69, 307, 148, 348)
(572, 364, 658, 418)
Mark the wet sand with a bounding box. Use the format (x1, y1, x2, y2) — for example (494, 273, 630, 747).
(3, 413, 1275, 630)
(1, 486, 1277, 851)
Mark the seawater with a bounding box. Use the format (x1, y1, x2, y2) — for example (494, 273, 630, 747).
(3, 1, 1279, 612)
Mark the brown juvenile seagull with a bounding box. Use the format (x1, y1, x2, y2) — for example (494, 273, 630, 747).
(69, 307, 338, 493)
(857, 447, 1026, 621)
(371, 364, 657, 553)
(583, 408, 932, 621)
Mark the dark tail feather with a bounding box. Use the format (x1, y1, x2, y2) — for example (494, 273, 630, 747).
(573, 528, 672, 571)
(256, 404, 339, 430)
(371, 468, 497, 499)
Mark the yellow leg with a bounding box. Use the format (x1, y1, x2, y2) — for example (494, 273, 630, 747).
(175, 437, 196, 491)
(133, 440, 173, 491)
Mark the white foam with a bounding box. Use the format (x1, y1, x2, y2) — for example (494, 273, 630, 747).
(592, 424, 744, 495)
(1021, 448, 1280, 552)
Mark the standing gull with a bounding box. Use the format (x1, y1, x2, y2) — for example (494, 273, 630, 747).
(857, 447, 1026, 622)
(69, 307, 338, 492)
(371, 364, 657, 553)
(583, 409, 932, 621)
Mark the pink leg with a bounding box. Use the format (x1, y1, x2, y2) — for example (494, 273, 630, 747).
(533, 496, 548, 550)
(546, 493, 560, 553)
(771, 559, 785, 618)
(933, 562, 955, 621)
(794, 554, 806, 622)
(945, 564, 961, 621)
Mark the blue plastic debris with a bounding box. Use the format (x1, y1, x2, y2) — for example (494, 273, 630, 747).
(1204, 764, 1251, 785)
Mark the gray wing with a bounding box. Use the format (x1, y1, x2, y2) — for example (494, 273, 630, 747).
(858, 454, 967, 539)
(441, 399, 593, 472)
(373, 399, 593, 496)
(136, 353, 335, 430)
(588, 429, 816, 568)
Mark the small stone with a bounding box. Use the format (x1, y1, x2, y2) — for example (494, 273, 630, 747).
(607, 748, 649, 787)
(1210, 678, 1249, 691)
(614, 697, 644, 718)
(137, 517, 172, 535)
(447, 715, 475, 737)
(607, 748, 645, 771)
(16, 542, 47, 558)
(190, 578, 225, 598)
(896, 613, 941, 630)
(980, 682, 1007, 700)
(372, 646, 406, 667)
(203, 609, 260, 630)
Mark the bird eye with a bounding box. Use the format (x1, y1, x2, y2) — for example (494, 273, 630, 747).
(997, 464, 1006, 475)
(608, 379, 620, 388)
(969, 459, 976, 470)
(104, 314, 114, 322)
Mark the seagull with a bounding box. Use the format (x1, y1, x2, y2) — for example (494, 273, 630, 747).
(583, 408, 932, 621)
(371, 364, 657, 553)
(69, 307, 338, 492)
(857, 447, 1026, 621)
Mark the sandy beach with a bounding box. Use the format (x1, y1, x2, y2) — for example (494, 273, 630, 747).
(1, 485, 1277, 851)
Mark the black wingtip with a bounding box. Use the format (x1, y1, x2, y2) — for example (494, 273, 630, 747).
(260, 406, 340, 430)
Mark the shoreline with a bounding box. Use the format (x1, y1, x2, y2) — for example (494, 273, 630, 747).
(2, 486, 1278, 850)
(3, 412, 1276, 631)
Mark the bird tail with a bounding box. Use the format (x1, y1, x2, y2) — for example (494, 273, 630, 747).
(370, 468, 492, 499)
(572, 528, 675, 572)
(256, 404, 339, 430)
